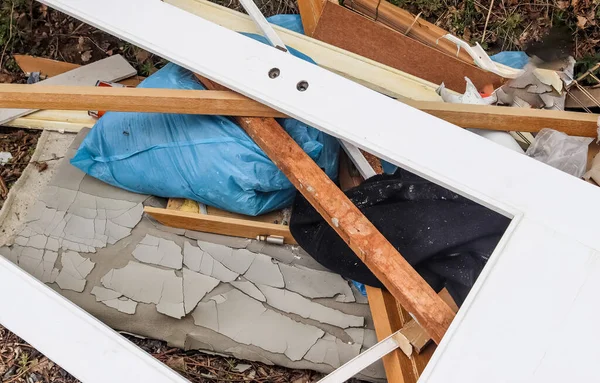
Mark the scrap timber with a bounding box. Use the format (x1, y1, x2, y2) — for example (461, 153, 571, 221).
(1, 84, 599, 137)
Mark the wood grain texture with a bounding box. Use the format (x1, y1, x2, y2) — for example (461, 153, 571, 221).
(2, 83, 597, 137)
(145, 206, 298, 244)
(341, 0, 475, 64)
(0, 84, 287, 117)
(313, 3, 502, 93)
(196, 76, 455, 343)
(298, 0, 325, 36)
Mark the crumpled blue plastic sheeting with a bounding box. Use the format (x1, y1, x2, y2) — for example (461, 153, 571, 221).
(490, 51, 529, 69)
(266, 14, 304, 34)
(71, 34, 339, 216)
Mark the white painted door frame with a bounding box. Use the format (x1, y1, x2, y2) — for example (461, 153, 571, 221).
(2, 0, 598, 382)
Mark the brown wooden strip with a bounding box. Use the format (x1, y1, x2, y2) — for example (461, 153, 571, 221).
(145, 206, 298, 244)
(196, 75, 455, 344)
(298, 0, 325, 36)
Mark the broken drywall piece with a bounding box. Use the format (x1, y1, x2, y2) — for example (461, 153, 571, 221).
(304, 334, 361, 368)
(110, 203, 143, 228)
(362, 329, 378, 350)
(183, 241, 239, 282)
(243, 253, 284, 288)
(279, 263, 355, 303)
(345, 327, 365, 346)
(232, 363, 252, 373)
(91, 286, 138, 314)
(103, 297, 138, 314)
(257, 285, 364, 329)
(46, 237, 59, 252)
(101, 261, 184, 318)
(14, 236, 29, 246)
(132, 234, 183, 269)
(55, 251, 95, 292)
(183, 268, 220, 314)
(230, 279, 266, 302)
(192, 301, 219, 331)
(183, 241, 203, 272)
(197, 240, 255, 274)
(200, 289, 324, 361)
(91, 286, 122, 301)
(26, 234, 47, 249)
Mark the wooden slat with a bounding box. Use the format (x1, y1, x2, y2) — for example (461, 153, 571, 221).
(342, 0, 475, 64)
(313, 2, 503, 93)
(0, 84, 286, 117)
(145, 206, 298, 244)
(298, 0, 325, 36)
(1, 84, 598, 137)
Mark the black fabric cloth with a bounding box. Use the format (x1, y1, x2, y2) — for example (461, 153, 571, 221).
(289, 169, 511, 306)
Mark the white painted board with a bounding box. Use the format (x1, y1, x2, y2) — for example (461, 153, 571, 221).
(17, 0, 600, 381)
(0, 55, 135, 125)
(0, 255, 189, 383)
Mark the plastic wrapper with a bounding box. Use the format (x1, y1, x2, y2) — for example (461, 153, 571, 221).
(526, 128, 593, 178)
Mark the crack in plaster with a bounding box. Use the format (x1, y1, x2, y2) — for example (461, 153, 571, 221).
(91, 286, 138, 314)
(55, 251, 95, 292)
(257, 285, 364, 329)
(183, 241, 238, 282)
(100, 261, 184, 319)
(191, 289, 324, 361)
(279, 263, 356, 303)
(133, 234, 183, 269)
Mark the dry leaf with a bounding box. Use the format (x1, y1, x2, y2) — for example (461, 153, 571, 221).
(557, 0, 569, 9)
(77, 36, 85, 51)
(81, 50, 92, 62)
(135, 49, 150, 63)
(165, 357, 186, 372)
(577, 15, 588, 28)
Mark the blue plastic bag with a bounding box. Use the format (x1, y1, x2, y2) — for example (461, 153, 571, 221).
(490, 51, 529, 69)
(71, 36, 339, 216)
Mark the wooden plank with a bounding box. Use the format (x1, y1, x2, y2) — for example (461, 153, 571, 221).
(298, 0, 325, 36)
(13, 55, 144, 86)
(196, 75, 454, 343)
(342, 0, 474, 64)
(167, 197, 286, 224)
(165, 0, 445, 102)
(313, 2, 503, 93)
(0, 85, 287, 117)
(0, 55, 136, 125)
(145, 206, 297, 244)
(1, 84, 598, 137)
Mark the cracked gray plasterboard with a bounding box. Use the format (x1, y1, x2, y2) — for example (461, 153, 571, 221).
(197, 241, 255, 274)
(230, 279, 266, 302)
(184, 230, 251, 249)
(100, 261, 184, 319)
(55, 251, 95, 292)
(0, 246, 17, 264)
(193, 289, 324, 361)
(91, 286, 138, 314)
(304, 334, 361, 368)
(257, 285, 364, 329)
(183, 241, 238, 282)
(279, 263, 355, 303)
(243, 253, 284, 288)
(14, 246, 59, 284)
(133, 234, 183, 269)
(183, 268, 220, 314)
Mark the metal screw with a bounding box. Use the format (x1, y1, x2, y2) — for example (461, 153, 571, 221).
(268, 68, 280, 79)
(296, 81, 309, 91)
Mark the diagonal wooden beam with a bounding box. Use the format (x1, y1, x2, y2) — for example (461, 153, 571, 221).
(195, 75, 455, 344)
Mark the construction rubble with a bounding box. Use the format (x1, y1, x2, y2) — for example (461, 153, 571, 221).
(0, 0, 599, 382)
